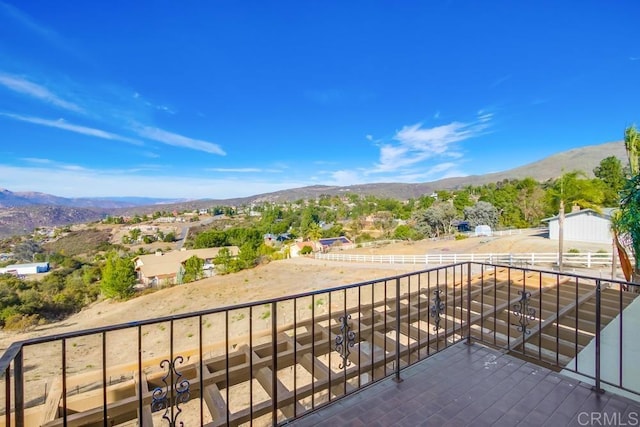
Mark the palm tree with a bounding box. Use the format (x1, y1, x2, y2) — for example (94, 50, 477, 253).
(624, 125, 640, 175)
(306, 222, 323, 241)
(612, 125, 640, 286)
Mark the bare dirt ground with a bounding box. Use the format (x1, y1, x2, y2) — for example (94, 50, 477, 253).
(0, 229, 612, 348)
(0, 230, 618, 425)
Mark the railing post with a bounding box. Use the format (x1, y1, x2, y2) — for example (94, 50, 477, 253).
(593, 280, 604, 394)
(4, 365, 9, 427)
(394, 278, 403, 383)
(467, 263, 472, 345)
(15, 348, 23, 427)
(271, 301, 278, 425)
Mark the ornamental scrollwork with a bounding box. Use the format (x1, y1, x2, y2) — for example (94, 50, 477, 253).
(151, 356, 190, 427)
(335, 314, 356, 369)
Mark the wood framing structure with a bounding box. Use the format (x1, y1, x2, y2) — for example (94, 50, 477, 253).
(1, 265, 637, 426)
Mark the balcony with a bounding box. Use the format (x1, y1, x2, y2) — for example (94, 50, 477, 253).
(1, 263, 639, 426)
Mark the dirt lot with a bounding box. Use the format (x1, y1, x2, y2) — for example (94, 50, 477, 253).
(0, 230, 619, 425)
(0, 229, 613, 347)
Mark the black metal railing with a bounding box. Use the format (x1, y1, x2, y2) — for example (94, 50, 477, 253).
(0, 262, 637, 426)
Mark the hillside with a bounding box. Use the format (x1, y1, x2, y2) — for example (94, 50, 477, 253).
(0, 140, 628, 238)
(0, 206, 109, 239)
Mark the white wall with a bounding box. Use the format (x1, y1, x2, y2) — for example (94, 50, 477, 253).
(548, 211, 612, 244)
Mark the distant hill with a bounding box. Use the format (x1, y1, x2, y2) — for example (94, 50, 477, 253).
(0, 190, 183, 209)
(0, 205, 109, 239)
(0, 140, 628, 238)
(246, 140, 628, 202)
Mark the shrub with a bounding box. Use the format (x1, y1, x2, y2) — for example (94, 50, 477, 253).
(3, 313, 40, 331)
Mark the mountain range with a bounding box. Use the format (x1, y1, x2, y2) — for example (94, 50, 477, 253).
(0, 140, 628, 239)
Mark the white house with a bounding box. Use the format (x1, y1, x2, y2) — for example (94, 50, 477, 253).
(544, 208, 614, 244)
(289, 241, 320, 257)
(0, 262, 50, 276)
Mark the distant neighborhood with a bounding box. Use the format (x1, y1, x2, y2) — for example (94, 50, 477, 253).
(0, 146, 636, 331)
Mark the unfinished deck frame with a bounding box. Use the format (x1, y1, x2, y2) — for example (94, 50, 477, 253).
(1, 264, 637, 427)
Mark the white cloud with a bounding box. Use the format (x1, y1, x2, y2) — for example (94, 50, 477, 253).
(0, 73, 84, 113)
(21, 157, 52, 164)
(490, 74, 511, 88)
(0, 2, 70, 52)
(477, 111, 493, 122)
(328, 170, 366, 186)
(0, 113, 142, 144)
(141, 151, 160, 158)
(61, 164, 87, 171)
(132, 91, 176, 114)
(133, 125, 225, 155)
(372, 114, 490, 173)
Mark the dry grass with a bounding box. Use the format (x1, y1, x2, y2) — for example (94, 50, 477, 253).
(1, 229, 612, 348)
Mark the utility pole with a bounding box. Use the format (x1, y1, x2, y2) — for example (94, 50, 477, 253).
(558, 199, 564, 273)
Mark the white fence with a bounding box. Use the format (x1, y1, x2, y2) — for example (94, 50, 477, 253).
(315, 252, 616, 268)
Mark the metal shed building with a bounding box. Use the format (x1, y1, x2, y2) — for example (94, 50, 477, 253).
(0, 262, 50, 275)
(544, 208, 614, 244)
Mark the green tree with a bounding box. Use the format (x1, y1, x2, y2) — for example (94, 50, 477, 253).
(613, 125, 640, 285)
(100, 252, 136, 299)
(142, 235, 156, 244)
(416, 194, 436, 210)
(393, 224, 422, 241)
(193, 230, 227, 248)
(414, 202, 457, 238)
(306, 222, 323, 241)
(480, 180, 523, 227)
(129, 228, 142, 243)
(515, 178, 546, 226)
(464, 201, 499, 228)
(214, 247, 234, 275)
(624, 125, 640, 174)
(321, 223, 344, 239)
(594, 156, 625, 206)
(299, 206, 320, 238)
(453, 190, 474, 215)
(238, 243, 258, 269)
(182, 255, 204, 283)
(545, 171, 605, 215)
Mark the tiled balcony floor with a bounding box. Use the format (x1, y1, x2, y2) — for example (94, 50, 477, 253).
(289, 342, 640, 427)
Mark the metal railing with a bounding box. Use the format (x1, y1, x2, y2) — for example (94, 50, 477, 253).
(0, 263, 637, 426)
(316, 252, 618, 268)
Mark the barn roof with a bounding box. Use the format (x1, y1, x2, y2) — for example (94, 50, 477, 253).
(542, 208, 616, 222)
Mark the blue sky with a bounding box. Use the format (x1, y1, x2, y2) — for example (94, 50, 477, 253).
(1, 1, 639, 200)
